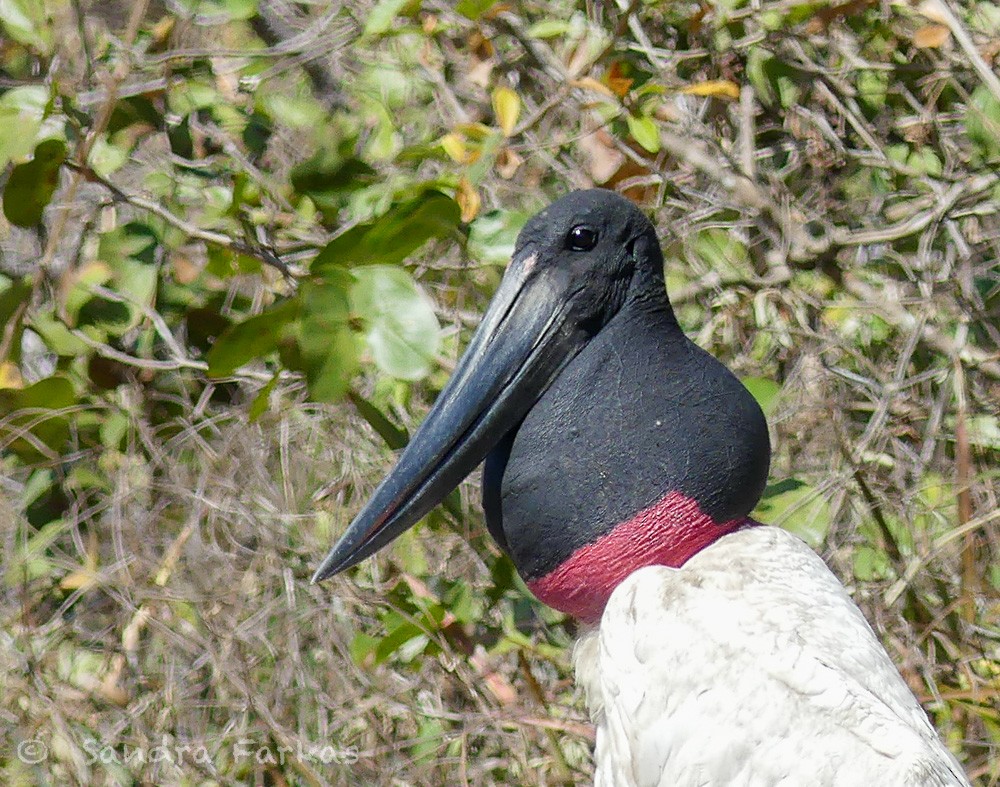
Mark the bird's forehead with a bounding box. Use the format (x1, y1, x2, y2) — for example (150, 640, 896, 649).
(517, 190, 645, 248)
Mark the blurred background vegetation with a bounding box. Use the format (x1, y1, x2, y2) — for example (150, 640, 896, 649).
(0, 0, 998, 784)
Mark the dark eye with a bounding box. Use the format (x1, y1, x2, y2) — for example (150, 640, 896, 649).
(566, 225, 598, 251)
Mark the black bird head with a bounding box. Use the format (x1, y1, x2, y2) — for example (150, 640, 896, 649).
(313, 189, 769, 622)
(312, 189, 674, 581)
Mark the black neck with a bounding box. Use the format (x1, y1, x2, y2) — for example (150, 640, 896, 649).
(483, 301, 771, 581)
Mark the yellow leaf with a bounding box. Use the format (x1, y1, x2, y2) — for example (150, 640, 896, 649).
(456, 178, 481, 222)
(679, 80, 740, 100)
(492, 87, 520, 137)
(912, 24, 950, 48)
(495, 146, 523, 179)
(572, 77, 616, 98)
(60, 569, 97, 592)
(441, 132, 468, 163)
(0, 361, 23, 390)
(455, 122, 494, 140)
(604, 61, 634, 98)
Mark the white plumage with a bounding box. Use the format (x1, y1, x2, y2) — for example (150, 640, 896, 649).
(575, 526, 970, 786)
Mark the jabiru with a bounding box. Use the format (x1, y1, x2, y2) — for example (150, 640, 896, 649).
(313, 189, 970, 786)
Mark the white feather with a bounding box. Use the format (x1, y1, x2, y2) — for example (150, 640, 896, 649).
(574, 526, 970, 786)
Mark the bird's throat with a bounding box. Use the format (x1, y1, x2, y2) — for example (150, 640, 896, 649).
(526, 492, 758, 624)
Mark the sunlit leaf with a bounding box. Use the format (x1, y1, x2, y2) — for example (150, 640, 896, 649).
(88, 135, 129, 177)
(350, 266, 441, 381)
(526, 20, 569, 38)
(912, 24, 950, 48)
(492, 87, 520, 136)
(0, 0, 52, 51)
(0, 361, 23, 389)
(363, 0, 410, 35)
(454, 0, 497, 19)
(966, 85, 1000, 162)
(456, 177, 480, 222)
(572, 76, 617, 98)
(679, 80, 740, 99)
(468, 209, 529, 265)
(741, 377, 781, 416)
(0, 86, 48, 169)
(440, 132, 470, 163)
(853, 544, 892, 581)
(626, 114, 660, 153)
(754, 478, 832, 548)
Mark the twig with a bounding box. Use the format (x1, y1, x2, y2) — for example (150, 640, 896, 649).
(39, 0, 151, 273)
(932, 0, 1000, 107)
(65, 161, 296, 280)
(843, 275, 1000, 380)
(885, 507, 1000, 607)
(517, 650, 572, 780)
(952, 350, 978, 623)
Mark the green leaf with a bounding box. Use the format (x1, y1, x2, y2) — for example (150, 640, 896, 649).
(0, 86, 48, 169)
(349, 266, 441, 380)
(206, 299, 299, 377)
(527, 20, 570, 38)
(87, 135, 129, 177)
(966, 84, 1000, 163)
(690, 228, 752, 277)
(260, 94, 325, 129)
(741, 377, 781, 417)
(626, 114, 660, 153)
(394, 527, 429, 576)
(28, 309, 88, 356)
(0, 0, 52, 52)
(2, 138, 66, 227)
(363, 0, 411, 35)
(852, 544, 892, 582)
(347, 389, 409, 449)
(467, 209, 530, 265)
(4, 518, 69, 586)
(167, 79, 219, 115)
(747, 48, 801, 109)
(0, 276, 31, 359)
(349, 631, 380, 665)
(754, 478, 832, 549)
(856, 70, 888, 112)
(0, 376, 76, 460)
(455, 0, 498, 20)
(290, 148, 378, 218)
(411, 718, 446, 763)
(216, 0, 258, 20)
(297, 277, 360, 402)
(311, 191, 460, 271)
(960, 415, 1000, 451)
(248, 374, 280, 422)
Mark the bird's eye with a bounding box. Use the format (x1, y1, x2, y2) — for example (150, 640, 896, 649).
(566, 225, 598, 252)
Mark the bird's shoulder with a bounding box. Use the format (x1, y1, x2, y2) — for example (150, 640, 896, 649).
(578, 526, 968, 787)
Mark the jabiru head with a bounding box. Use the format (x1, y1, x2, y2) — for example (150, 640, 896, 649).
(313, 189, 771, 623)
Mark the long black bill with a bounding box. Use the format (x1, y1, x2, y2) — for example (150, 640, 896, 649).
(311, 250, 587, 582)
